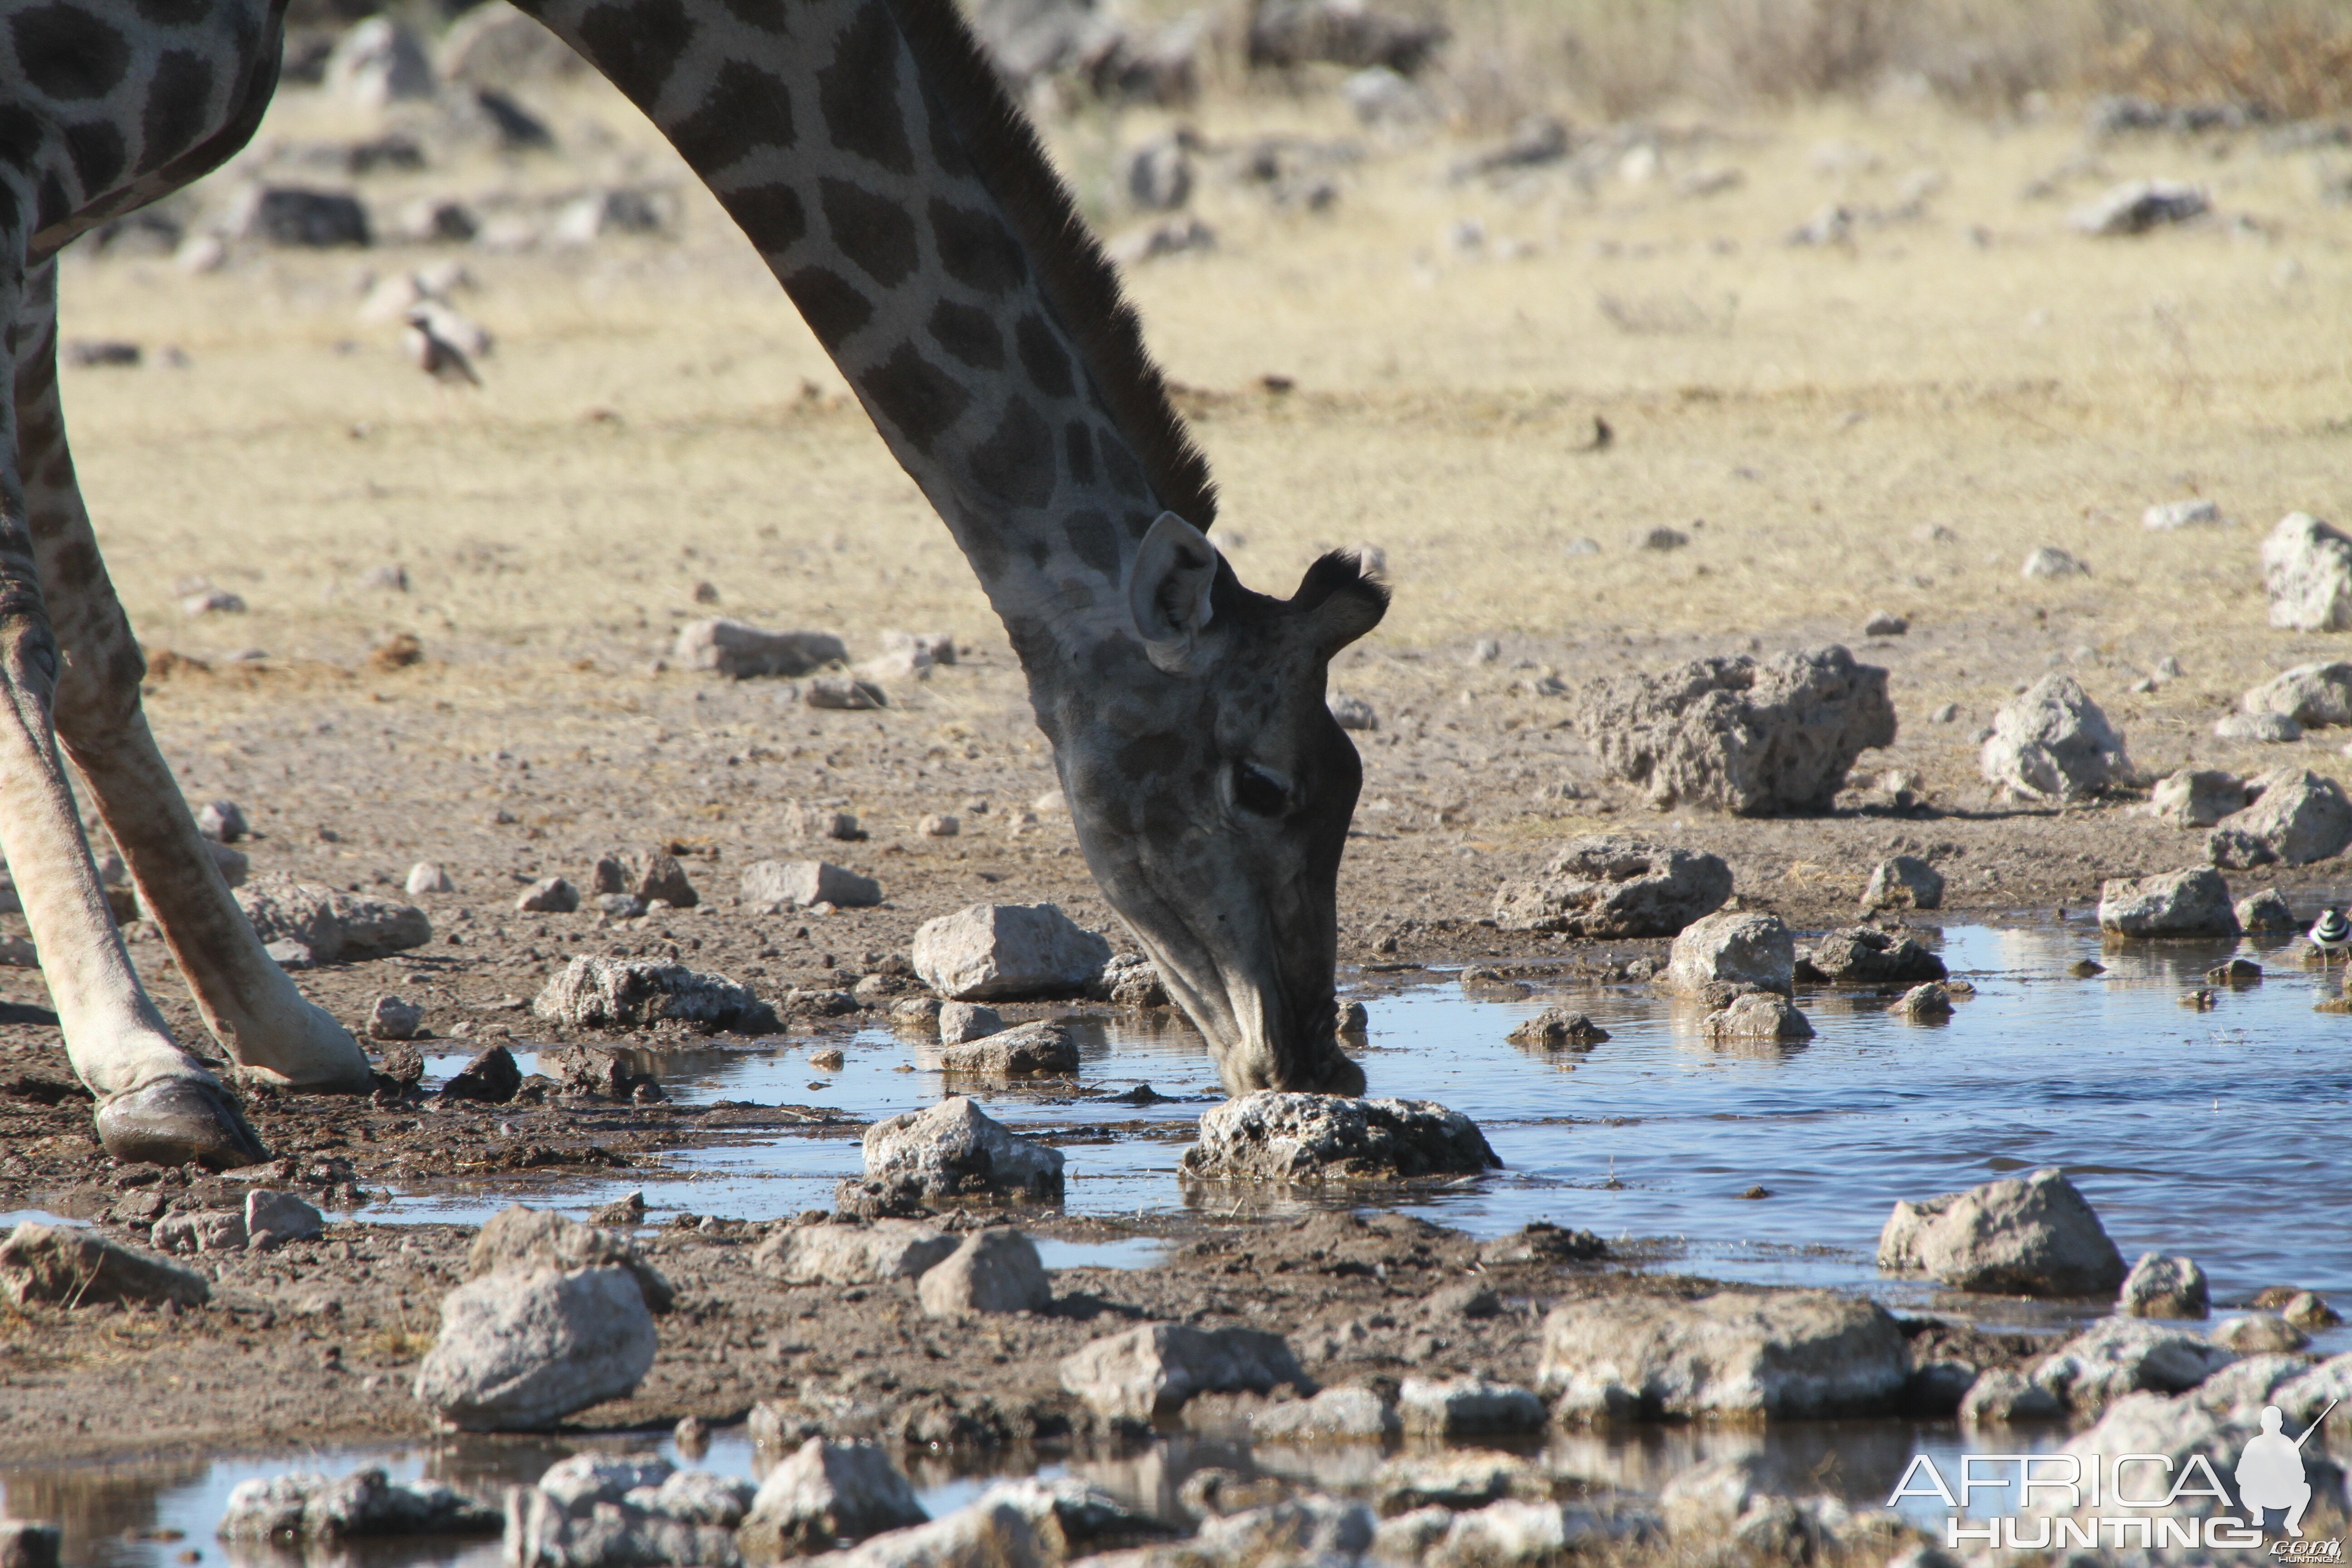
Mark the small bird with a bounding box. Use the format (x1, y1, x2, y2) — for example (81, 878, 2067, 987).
(403, 309, 480, 387)
(2310, 907, 2349, 965)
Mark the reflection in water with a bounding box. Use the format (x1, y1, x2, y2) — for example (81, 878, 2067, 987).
(11, 1416, 2072, 1568)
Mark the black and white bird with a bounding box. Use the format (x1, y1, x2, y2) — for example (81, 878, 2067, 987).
(2310, 907, 2350, 965)
(404, 309, 481, 387)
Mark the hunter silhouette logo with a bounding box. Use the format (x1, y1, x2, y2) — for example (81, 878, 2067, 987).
(2239, 1401, 2336, 1539)
(1891, 1396, 2342, 1553)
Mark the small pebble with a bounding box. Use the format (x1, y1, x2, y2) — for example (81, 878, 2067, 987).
(197, 801, 248, 843)
(809, 1047, 845, 1071)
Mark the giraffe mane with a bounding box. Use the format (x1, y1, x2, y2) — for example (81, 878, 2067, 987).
(887, 0, 1219, 532)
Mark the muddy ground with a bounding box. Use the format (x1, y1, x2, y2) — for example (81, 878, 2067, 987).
(5, 13, 2352, 1475)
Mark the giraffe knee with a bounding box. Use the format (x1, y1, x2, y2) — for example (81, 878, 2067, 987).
(0, 602, 62, 705)
(50, 620, 145, 739)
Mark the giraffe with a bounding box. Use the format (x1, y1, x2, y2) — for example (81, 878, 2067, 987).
(0, 0, 1388, 1168)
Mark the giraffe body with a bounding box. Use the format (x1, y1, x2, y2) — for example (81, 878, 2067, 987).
(0, 0, 1384, 1164)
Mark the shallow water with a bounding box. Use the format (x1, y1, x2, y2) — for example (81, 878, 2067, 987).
(386, 921, 2352, 1324)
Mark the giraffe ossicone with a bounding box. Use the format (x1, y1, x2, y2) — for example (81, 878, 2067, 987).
(0, 0, 1385, 1165)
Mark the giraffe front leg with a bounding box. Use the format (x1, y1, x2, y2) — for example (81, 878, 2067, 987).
(13, 265, 371, 1098)
(0, 266, 267, 1167)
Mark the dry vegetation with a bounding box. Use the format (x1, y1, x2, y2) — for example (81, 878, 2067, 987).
(1216, 0, 2352, 125)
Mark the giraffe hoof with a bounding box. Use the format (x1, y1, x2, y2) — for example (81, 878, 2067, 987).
(95, 1078, 269, 1171)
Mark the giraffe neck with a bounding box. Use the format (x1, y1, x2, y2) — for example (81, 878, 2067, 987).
(514, 0, 1212, 675)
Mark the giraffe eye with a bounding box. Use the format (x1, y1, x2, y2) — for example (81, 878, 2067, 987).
(1234, 764, 1289, 817)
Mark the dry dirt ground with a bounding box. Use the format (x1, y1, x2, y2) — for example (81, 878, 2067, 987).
(3, 53, 2351, 1466)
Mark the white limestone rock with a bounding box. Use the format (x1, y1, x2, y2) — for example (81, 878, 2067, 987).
(219, 1467, 499, 1540)
(2212, 1313, 2310, 1355)
(2070, 178, 2207, 235)
(860, 1096, 1065, 1204)
(739, 860, 882, 911)
(1861, 854, 1943, 911)
(1980, 673, 2131, 801)
(936, 1001, 1003, 1044)
(2244, 661, 2352, 728)
(2263, 512, 2352, 632)
(532, 957, 779, 1034)
(236, 877, 431, 962)
(1877, 1166, 2126, 1296)
(911, 903, 1111, 1000)
(736, 1438, 926, 1558)
(1248, 1385, 1399, 1443)
(2021, 545, 2088, 578)
(1058, 1323, 1309, 1421)
(1491, 834, 1733, 936)
(2211, 767, 2352, 866)
(2149, 767, 2249, 828)
(1659, 909, 1794, 996)
(324, 17, 435, 107)
(916, 1228, 1051, 1316)
(1396, 1375, 1546, 1437)
(2120, 1251, 2210, 1319)
(2029, 1318, 2237, 1413)
(412, 1266, 657, 1431)
(751, 1220, 956, 1286)
(368, 995, 422, 1041)
(1178, 1092, 1499, 1183)
(466, 1205, 673, 1312)
(936, 1019, 1080, 1078)
(2098, 868, 2240, 937)
(1574, 646, 1895, 814)
(1539, 1290, 1909, 1421)
(245, 1190, 324, 1247)
(1705, 992, 1815, 1039)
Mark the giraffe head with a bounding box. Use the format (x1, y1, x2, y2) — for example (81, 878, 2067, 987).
(1039, 514, 1387, 1095)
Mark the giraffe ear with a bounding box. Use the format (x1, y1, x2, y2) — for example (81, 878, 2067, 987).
(1130, 511, 1219, 669)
